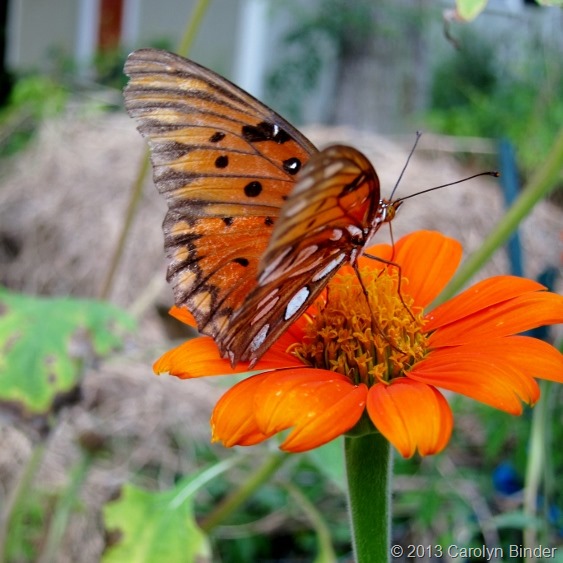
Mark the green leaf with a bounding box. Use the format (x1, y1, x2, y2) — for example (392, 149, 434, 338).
(536, 0, 563, 5)
(103, 483, 211, 563)
(456, 0, 489, 21)
(0, 288, 135, 415)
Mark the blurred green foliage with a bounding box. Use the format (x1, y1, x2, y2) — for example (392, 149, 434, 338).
(266, 0, 376, 122)
(426, 31, 563, 182)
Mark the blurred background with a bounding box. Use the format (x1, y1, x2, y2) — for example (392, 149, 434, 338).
(0, 1, 562, 562)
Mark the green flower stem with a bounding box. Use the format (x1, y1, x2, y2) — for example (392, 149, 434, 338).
(200, 451, 290, 532)
(435, 126, 563, 305)
(345, 432, 392, 563)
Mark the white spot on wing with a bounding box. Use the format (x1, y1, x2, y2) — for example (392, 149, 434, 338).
(284, 197, 309, 216)
(259, 247, 291, 283)
(346, 225, 363, 238)
(250, 324, 270, 352)
(312, 254, 346, 282)
(284, 287, 310, 320)
(324, 162, 345, 177)
(252, 293, 280, 325)
(294, 245, 318, 266)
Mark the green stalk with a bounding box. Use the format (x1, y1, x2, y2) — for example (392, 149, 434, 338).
(176, 0, 212, 57)
(200, 451, 289, 532)
(100, 0, 212, 300)
(285, 482, 337, 563)
(435, 126, 563, 304)
(37, 451, 93, 563)
(344, 433, 392, 563)
(523, 381, 551, 562)
(0, 442, 46, 563)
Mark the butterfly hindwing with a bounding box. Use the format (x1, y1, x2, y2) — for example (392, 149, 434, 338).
(124, 48, 317, 342)
(223, 145, 382, 365)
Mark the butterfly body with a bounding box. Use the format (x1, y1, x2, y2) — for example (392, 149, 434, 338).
(124, 49, 398, 367)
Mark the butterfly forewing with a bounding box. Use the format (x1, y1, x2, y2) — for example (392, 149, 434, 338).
(223, 145, 383, 365)
(124, 49, 317, 341)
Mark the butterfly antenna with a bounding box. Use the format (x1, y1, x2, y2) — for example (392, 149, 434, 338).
(395, 171, 500, 204)
(389, 131, 423, 201)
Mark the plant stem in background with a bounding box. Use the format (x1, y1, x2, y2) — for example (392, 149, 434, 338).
(435, 126, 563, 304)
(0, 442, 46, 563)
(200, 451, 289, 533)
(100, 0, 211, 300)
(523, 380, 551, 562)
(99, 152, 150, 299)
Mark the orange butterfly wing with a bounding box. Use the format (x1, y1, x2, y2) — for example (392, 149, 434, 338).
(124, 49, 387, 368)
(124, 48, 317, 345)
(223, 145, 385, 365)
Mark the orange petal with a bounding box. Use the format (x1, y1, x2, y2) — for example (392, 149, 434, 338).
(358, 242, 394, 270)
(429, 290, 563, 347)
(211, 373, 273, 446)
(169, 305, 198, 328)
(466, 336, 563, 383)
(153, 335, 302, 378)
(361, 231, 462, 308)
(391, 231, 462, 308)
(366, 380, 453, 458)
(425, 276, 547, 332)
(408, 344, 542, 414)
(253, 369, 368, 452)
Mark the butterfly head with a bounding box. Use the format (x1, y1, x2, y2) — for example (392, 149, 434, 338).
(380, 199, 403, 224)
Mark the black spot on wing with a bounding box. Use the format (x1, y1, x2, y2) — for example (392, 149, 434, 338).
(282, 157, 301, 175)
(233, 257, 250, 267)
(244, 181, 262, 197)
(215, 155, 229, 168)
(209, 132, 225, 143)
(242, 121, 291, 144)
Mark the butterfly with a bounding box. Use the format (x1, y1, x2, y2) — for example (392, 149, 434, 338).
(124, 48, 400, 367)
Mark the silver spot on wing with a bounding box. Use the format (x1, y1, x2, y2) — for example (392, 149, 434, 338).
(284, 287, 310, 320)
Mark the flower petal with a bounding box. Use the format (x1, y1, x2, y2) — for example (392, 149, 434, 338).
(360, 231, 461, 307)
(425, 276, 547, 332)
(211, 373, 273, 446)
(428, 289, 563, 347)
(253, 369, 368, 452)
(366, 380, 453, 458)
(153, 333, 302, 378)
(390, 231, 462, 308)
(169, 305, 198, 327)
(408, 343, 543, 414)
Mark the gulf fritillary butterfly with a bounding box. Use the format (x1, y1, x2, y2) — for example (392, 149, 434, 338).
(124, 48, 401, 367)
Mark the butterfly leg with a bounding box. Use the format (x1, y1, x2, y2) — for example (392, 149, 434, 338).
(362, 253, 416, 323)
(352, 261, 405, 355)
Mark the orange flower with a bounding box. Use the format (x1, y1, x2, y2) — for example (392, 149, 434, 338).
(155, 231, 563, 458)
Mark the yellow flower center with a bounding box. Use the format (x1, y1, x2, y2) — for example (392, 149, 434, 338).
(291, 267, 428, 386)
